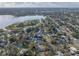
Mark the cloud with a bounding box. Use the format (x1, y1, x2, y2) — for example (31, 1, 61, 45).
(0, 2, 79, 8)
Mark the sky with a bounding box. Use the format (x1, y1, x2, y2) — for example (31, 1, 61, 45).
(0, 2, 79, 8)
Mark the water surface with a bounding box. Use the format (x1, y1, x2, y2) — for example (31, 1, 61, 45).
(0, 15, 45, 29)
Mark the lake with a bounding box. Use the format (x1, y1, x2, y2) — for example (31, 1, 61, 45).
(0, 15, 45, 29)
